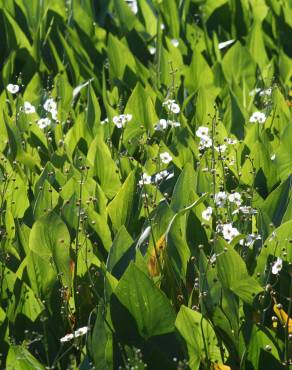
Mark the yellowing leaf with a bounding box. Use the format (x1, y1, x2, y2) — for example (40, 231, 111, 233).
(273, 304, 292, 333)
(211, 363, 232, 370)
(148, 235, 166, 277)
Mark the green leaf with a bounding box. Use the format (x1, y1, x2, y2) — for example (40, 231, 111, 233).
(214, 238, 263, 305)
(6, 345, 45, 370)
(112, 263, 176, 339)
(175, 305, 223, 369)
(87, 137, 121, 199)
(107, 170, 139, 233)
(29, 212, 71, 288)
(170, 163, 196, 213)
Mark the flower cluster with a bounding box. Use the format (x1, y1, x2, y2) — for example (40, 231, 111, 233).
(60, 326, 89, 343)
(249, 111, 266, 124)
(113, 114, 132, 128)
(22, 102, 35, 114)
(195, 126, 213, 150)
(138, 170, 174, 187)
(36, 98, 58, 129)
(162, 99, 180, 114)
(154, 118, 180, 131)
(160, 151, 173, 164)
(7, 84, 19, 94)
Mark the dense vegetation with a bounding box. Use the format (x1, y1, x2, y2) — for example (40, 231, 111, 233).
(0, 0, 292, 369)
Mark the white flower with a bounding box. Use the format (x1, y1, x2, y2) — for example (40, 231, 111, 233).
(154, 119, 168, 131)
(60, 333, 74, 343)
(113, 114, 132, 128)
(126, 0, 138, 14)
(214, 191, 227, 207)
(202, 207, 212, 221)
(222, 223, 239, 242)
(149, 46, 156, 55)
(139, 173, 152, 186)
(44, 98, 57, 113)
(196, 126, 209, 138)
(37, 117, 51, 129)
(218, 39, 235, 50)
(154, 170, 174, 183)
(161, 24, 165, 30)
(245, 233, 261, 246)
(160, 152, 172, 164)
(225, 137, 238, 145)
(272, 257, 283, 275)
(7, 84, 19, 94)
(271, 154, 276, 161)
(162, 99, 180, 114)
(23, 102, 35, 114)
(171, 38, 179, 48)
(101, 118, 109, 125)
(74, 326, 89, 337)
(215, 144, 227, 153)
(228, 192, 242, 206)
(259, 88, 272, 97)
(233, 206, 257, 215)
(199, 136, 213, 149)
(249, 111, 266, 124)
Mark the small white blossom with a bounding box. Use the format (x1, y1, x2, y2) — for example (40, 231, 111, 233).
(101, 118, 109, 125)
(154, 170, 170, 183)
(154, 119, 168, 131)
(249, 111, 266, 124)
(139, 173, 152, 186)
(44, 98, 57, 113)
(196, 126, 209, 138)
(162, 99, 180, 114)
(215, 144, 227, 153)
(259, 88, 272, 97)
(202, 207, 213, 221)
(160, 152, 172, 164)
(149, 46, 156, 55)
(272, 257, 283, 275)
(245, 233, 261, 246)
(60, 333, 74, 343)
(126, 0, 138, 14)
(37, 117, 51, 129)
(214, 191, 227, 207)
(171, 38, 179, 48)
(74, 326, 89, 337)
(23, 102, 35, 114)
(199, 136, 212, 150)
(113, 114, 132, 128)
(228, 192, 242, 206)
(222, 223, 239, 242)
(225, 137, 238, 145)
(233, 206, 258, 215)
(271, 154, 276, 161)
(7, 84, 19, 94)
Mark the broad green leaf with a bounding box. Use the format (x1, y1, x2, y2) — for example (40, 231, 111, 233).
(107, 170, 139, 233)
(214, 238, 263, 304)
(175, 305, 223, 369)
(6, 345, 45, 370)
(29, 212, 71, 288)
(112, 263, 176, 339)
